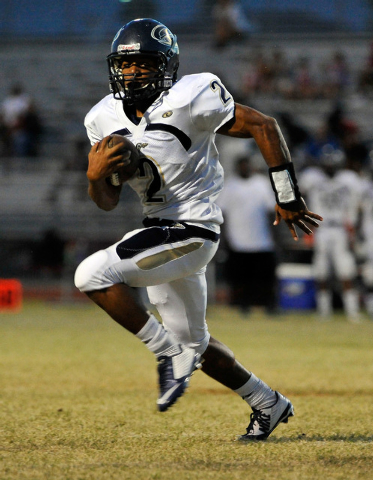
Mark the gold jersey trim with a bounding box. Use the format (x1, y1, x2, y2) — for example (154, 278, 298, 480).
(136, 242, 203, 270)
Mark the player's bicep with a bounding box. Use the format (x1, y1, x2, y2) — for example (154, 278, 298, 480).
(217, 103, 273, 139)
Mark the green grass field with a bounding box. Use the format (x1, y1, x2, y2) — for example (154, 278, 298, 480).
(1, 301, 373, 479)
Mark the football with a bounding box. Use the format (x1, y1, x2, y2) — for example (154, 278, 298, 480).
(106, 134, 141, 185)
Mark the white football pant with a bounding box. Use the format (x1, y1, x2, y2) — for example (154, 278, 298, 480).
(74, 224, 219, 354)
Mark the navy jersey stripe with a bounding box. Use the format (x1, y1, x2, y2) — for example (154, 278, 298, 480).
(145, 124, 192, 151)
(112, 128, 131, 136)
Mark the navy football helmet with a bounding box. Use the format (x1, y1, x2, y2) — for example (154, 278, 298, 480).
(107, 18, 179, 104)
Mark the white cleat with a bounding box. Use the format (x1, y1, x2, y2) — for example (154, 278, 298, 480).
(238, 391, 294, 441)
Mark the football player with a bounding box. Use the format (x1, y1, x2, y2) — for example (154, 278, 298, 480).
(74, 18, 322, 440)
(299, 149, 362, 321)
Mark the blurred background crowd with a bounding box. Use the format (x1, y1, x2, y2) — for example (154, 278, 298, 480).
(1, 0, 373, 319)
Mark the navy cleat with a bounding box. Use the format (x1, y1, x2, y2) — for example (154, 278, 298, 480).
(157, 345, 201, 412)
(238, 391, 294, 441)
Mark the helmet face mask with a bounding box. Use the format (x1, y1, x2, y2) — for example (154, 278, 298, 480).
(110, 55, 160, 101)
(107, 19, 179, 105)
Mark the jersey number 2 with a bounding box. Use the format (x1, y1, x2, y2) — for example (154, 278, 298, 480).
(210, 80, 232, 105)
(138, 157, 165, 204)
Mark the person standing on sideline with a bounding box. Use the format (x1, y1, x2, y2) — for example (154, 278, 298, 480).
(218, 156, 278, 315)
(360, 171, 373, 318)
(74, 19, 322, 440)
(299, 150, 362, 322)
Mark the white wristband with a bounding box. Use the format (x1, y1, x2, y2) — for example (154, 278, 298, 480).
(268, 163, 301, 210)
(271, 170, 296, 204)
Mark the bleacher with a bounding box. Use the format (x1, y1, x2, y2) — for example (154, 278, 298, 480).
(1, 34, 372, 152)
(1, 34, 373, 245)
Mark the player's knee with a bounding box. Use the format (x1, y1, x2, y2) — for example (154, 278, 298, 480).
(191, 332, 210, 355)
(165, 327, 209, 355)
(74, 250, 111, 292)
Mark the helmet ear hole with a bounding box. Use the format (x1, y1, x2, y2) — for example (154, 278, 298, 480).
(107, 18, 179, 104)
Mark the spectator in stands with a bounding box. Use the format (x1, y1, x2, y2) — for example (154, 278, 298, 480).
(358, 40, 373, 94)
(0, 84, 43, 157)
(241, 52, 271, 98)
(322, 51, 351, 99)
(211, 0, 254, 49)
(241, 50, 354, 102)
(288, 57, 320, 100)
(270, 49, 293, 98)
(217, 156, 278, 315)
(1, 84, 30, 156)
(241, 49, 292, 100)
(22, 100, 44, 157)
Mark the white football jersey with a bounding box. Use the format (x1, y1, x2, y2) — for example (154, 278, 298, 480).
(217, 173, 275, 252)
(299, 167, 362, 281)
(85, 73, 235, 231)
(299, 167, 362, 228)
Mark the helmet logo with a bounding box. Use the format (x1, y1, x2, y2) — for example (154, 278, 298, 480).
(151, 25, 173, 46)
(118, 43, 140, 52)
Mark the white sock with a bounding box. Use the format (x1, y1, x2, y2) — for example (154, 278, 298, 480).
(343, 289, 360, 318)
(317, 290, 332, 317)
(234, 373, 276, 409)
(136, 315, 180, 357)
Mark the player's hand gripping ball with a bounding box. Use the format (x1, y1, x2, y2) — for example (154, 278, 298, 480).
(107, 134, 141, 185)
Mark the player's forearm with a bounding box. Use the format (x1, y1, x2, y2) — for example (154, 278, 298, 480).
(238, 108, 292, 168)
(253, 117, 292, 169)
(88, 178, 121, 211)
